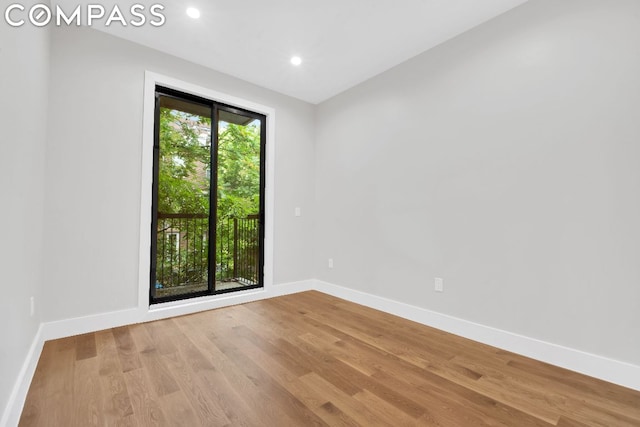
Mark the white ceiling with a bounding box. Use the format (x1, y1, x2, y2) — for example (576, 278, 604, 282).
(66, 0, 528, 104)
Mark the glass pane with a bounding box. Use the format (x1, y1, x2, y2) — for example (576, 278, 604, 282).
(154, 96, 212, 299)
(215, 109, 262, 291)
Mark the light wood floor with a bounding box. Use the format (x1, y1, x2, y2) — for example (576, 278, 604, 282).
(20, 291, 640, 426)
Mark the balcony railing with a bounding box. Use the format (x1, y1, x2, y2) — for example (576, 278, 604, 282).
(155, 213, 259, 293)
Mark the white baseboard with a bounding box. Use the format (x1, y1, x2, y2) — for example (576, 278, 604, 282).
(1, 325, 44, 427)
(41, 308, 142, 342)
(313, 279, 640, 392)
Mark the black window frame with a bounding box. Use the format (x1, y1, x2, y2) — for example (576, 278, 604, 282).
(150, 85, 267, 305)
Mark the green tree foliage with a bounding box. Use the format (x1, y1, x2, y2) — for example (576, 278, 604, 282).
(156, 108, 261, 290)
(157, 108, 210, 214)
(157, 108, 261, 219)
(217, 120, 261, 219)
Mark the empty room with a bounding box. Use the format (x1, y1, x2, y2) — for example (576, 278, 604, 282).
(1, 0, 639, 425)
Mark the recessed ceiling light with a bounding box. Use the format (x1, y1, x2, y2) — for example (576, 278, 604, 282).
(290, 56, 302, 66)
(186, 7, 200, 19)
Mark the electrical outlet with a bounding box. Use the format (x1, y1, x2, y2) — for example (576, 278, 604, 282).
(30, 296, 35, 317)
(295, 207, 301, 217)
(434, 278, 444, 292)
(328, 258, 334, 269)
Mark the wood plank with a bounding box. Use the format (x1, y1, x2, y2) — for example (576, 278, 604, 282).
(98, 368, 135, 422)
(160, 346, 231, 425)
(137, 348, 180, 397)
(353, 389, 420, 426)
(143, 319, 179, 355)
(227, 324, 358, 427)
(297, 372, 390, 426)
(556, 416, 591, 427)
(122, 368, 168, 426)
(75, 332, 97, 361)
(19, 342, 76, 426)
(72, 357, 103, 426)
(157, 390, 200, 427)
(177, 316, 266, 427)
(95, 330, 120, 377)
(18, 343, 56, 426)
(126, 323, 157, 354)
(112, 326, 142, 373)
(507, 358, 640, 417)
(209, 328, 329, 426)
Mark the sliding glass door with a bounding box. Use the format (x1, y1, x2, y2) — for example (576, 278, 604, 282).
(150, 87, 265, 304)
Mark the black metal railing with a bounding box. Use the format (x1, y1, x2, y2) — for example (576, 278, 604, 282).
(155, 213, 259, 290)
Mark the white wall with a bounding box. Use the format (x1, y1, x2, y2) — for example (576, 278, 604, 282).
(0, 14, 49, 423)
(315, 0, 640, 366)
(43, 27, 316, 322)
